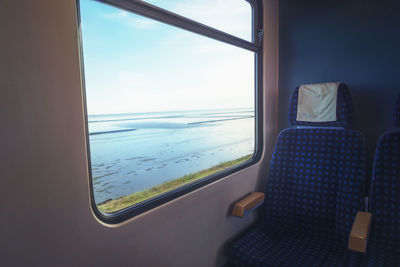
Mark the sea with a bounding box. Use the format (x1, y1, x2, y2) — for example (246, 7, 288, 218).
(88, 109, 255, 204)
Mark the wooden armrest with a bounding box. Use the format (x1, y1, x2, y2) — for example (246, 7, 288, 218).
(348, 211, 372, 253)
(232, 192, 265, 218)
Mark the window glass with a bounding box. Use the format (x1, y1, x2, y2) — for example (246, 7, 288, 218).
(80, 0, 255, 214)
(144, 0, 252, 41)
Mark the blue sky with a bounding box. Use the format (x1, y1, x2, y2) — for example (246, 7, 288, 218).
(80, 0, 254, 115)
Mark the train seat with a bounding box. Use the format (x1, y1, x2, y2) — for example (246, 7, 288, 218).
(228, 83, 366, 266)
(362, 93, 400, 266)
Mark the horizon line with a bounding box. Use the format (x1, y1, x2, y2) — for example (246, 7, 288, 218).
(87, 107, 254, 116)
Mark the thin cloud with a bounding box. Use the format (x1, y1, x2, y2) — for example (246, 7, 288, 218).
(151, 0, 252, 40)
(102, 11, 160, 29)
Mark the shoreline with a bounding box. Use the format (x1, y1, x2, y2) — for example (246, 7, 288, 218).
(97, 154, 253, 213)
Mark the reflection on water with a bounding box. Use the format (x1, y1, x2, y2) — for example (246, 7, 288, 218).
(88, 109, 255, 204)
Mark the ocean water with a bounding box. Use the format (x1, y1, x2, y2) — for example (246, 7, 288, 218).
(88, 109, 255, 204)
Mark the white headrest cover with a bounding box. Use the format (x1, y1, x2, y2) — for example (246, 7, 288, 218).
(296, 82, 340, 122)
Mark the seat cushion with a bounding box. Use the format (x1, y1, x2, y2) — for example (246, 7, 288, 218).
(229, 223, 363, 267)
(370, 132, 400, 247)
(264, 128, 365, 243)
(365, 131, 400, 267)
(362, 242, 400, 267)
(228, 128, 365, 266)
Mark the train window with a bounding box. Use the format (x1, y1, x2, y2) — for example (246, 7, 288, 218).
(78, 0, 262, 223)
(142, 0, 252, 41)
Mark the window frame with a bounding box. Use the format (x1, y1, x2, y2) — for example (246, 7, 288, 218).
(77, 0, 264, 224)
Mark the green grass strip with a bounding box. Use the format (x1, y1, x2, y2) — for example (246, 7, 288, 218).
(98, 154, 253, 214)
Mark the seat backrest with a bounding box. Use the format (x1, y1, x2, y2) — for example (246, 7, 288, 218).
(264, 83, 366, 244)
(370, 93, 400, 249)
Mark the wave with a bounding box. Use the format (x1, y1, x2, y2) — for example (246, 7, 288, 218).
(187, 115, 254, 125)
(88, 109, 254, 123)
(88, 115, 184, 123)
(88, 109, 255, 135)
(90, 129, 136, 136)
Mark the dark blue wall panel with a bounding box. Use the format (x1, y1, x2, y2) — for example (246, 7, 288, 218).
(279, 0, 400, 184)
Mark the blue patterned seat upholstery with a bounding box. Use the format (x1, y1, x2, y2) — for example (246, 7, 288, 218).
(362, 93, 400, 267)
(230, 223, 362, 267)
(228, 83, 366, 267)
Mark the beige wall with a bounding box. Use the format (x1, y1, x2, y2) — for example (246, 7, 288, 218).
(0, 1, 278, 266)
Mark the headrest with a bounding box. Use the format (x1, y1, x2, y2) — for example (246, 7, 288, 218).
(288, 82, 354, 127)
(394, 92, 400, 127)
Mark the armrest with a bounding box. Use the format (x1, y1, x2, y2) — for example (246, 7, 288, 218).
(348, 211, 372, 253)
(232, 192, 265, 218)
